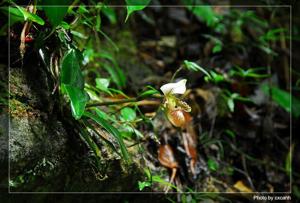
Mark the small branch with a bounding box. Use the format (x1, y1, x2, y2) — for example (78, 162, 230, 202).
(86, 98, 137, 108)
(86, 95, 163, 108)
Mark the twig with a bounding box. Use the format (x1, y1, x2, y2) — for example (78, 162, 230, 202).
(86, 98, 138, 108)
(241, 155, 256, 191)
(86, 95, 163, 108)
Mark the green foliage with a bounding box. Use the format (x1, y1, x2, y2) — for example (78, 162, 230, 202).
(207, 158, 219, 171)
(83, 111, 131, 163)
(204, 66, 270, 85)
(138, 180, 151, 191)
(138, 89, 159, 99)
(285, 146, 292, 176)
(202, 34, 223, 53)
(95, 78, 112, 95)
(294, 185, 300, 199)
(183, 60, 211, 79)
(78, 123, 102, 170)
(181, 1, 219, 27)
(120, 107, 136, 122)
(102, 63, 126, 89)
(42, 0, 72, 27)
(125, 0, 151, 22)
(221, 90, 252, 112)
(262, 84, 300, 117)
(61, 49, 84, 88)
(229, 66, 270, 79)
(62, 85, 89, 120)
(224, 129, 236, 138)
(61, 49, 89, 119)
(1, 6, 45, 25)
(200, 131, 225, 159)
(84, 50, 126, 88)
(101, 6, 117, 24)
(137, 86, 160, 99)
(260, 28, 287, 42)
(138, 168, 179, 191)
(212, 43, 222, 53)
(204, 70, 226, 84)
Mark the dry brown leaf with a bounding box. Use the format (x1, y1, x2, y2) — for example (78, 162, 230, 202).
(233, 180, 253, 193)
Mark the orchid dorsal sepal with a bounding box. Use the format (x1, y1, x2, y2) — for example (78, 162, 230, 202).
(160, 79, 187, 96)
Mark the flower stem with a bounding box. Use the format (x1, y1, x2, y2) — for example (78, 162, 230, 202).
(171, 66, 184, 82)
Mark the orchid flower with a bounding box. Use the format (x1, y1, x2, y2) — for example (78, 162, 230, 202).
(160, 79, 187, 96)
(160, 79, 192, 128)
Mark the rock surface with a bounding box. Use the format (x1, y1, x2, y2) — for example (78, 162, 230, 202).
(2, 54, 144, 193)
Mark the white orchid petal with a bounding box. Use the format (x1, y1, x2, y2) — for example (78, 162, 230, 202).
(160, 79, 187, 95)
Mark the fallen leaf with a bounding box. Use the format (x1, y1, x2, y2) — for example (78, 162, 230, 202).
(233, 180, 253, 193)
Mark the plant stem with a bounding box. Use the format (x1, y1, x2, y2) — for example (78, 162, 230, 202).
(171, 66, 184, 82)
(86, 95, 163, 108)
(86, 98, 137, 108)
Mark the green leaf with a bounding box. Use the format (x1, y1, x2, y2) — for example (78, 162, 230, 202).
(102, 63, 125, 89)
(138, 181, 151, 191)
(152, 175, 179, 191)
(83, 118, 120, 158)
(261, 84, 300, 117)
(125, 0, 151, 22)
(78, 124, 102, 170)
(42, 0, 72, 27)
(182, 1, 218, 27)
(224, 129, 236, 138)
(59, 21, 70, 29)
(133, 129, 144, 138)
(98, 52, 126, 87)
(78, 124, 101, 158)
(77, 5, 89, 14)
(260, 28, 286, 42)
(95, 78, 110, 92)
(192, 7, 218, 27)
(83, 111, 131, 163)
(95, 108, 118, 123)
(144, 168, 151, 179)
(230, 66, 270, 79)
(120, 107, 136, 122)
(262, 84, 290, 111)
(293, 97, 300, 118)
(71, 30, 88, 39)
(98, 30, 119, 52)
(16, 6, 45, 25)
(138, 89, 159, 99)
(1, 7, 23, 25)
(62, 84, 89, 120)
(256, 44, 277, 56)
(95, 108, 109, 120)
(120, 124, 136, 139)
(102, 6, 117, 24)
(212, 43, 222, 53)
(1, 6, 45, 26)
(205, 70, 226, 83)
(61, 49, 84, 89)
(183, 60, 211, 79)
(207, 158, 219, 171)
(285, 146, 292, 176)
(293, 186, 300, 199)
(61, 48, 87, 119)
